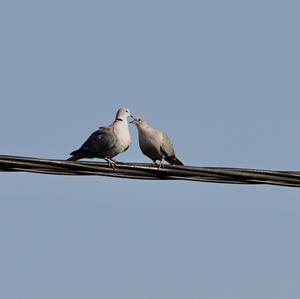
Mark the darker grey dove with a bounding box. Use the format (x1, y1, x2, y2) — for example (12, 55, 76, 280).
(131, 117, 183, 168)
(67, 108, 132, 167)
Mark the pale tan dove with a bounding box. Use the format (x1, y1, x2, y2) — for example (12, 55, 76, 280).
(131, 117, 183, 168)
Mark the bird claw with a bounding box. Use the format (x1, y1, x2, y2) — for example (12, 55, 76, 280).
(155, 160, 164, 169)
(105, 158, 117, 169)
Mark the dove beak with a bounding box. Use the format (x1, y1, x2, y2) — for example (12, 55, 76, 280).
(129, 118, 136, 124)
(129, 115, 135, 123)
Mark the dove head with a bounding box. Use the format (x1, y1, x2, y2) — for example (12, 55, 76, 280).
(115, 107, 132, 121)
(130, 117, 149, 129)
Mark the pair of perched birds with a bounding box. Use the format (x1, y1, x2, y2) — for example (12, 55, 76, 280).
(67, 107, 183, 168)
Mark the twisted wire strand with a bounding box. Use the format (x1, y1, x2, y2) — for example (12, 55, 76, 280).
(1, 155, 300, 188)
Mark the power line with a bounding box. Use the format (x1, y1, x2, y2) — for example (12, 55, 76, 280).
(0, 155, 300, 188)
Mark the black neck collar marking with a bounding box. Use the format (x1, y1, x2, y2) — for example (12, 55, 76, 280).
(116, 117, 123, 122)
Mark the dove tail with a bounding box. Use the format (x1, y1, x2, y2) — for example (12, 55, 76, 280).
(66, 155, 79, 161)
(67, 150, 86, 161)
(165, 156, 184, 166)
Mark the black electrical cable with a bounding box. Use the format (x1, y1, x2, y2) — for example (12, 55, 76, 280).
(1, 155, 300, 188)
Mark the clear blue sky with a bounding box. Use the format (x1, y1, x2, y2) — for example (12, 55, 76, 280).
(1, 1, 300, 298)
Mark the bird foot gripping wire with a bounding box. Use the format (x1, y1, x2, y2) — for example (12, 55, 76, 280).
(153, 160, 165, 169)
(105, 158, 118, 169)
